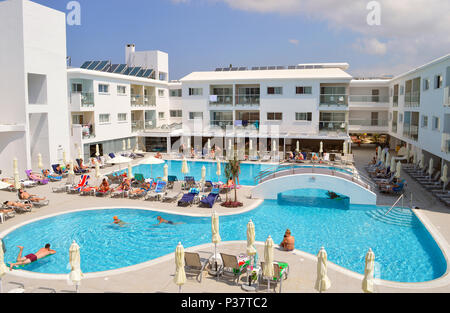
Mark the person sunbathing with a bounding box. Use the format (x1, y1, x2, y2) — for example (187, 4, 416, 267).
(0, 207, 14, 214)
(78, 159, 90, 171)
(118, 179, 131, 191)
(312, 153, 319, 162)
(3, 201, 32, 210)
(9, 244, 56, 270)
(155, 152, 163, 159)
(280, 229, 295, 251)
(55, 165, 67, 174)
(42, 169, 60, 179)
(296, 153, 304, 161)
(98, 178, 110, 192)
(18, 189, 46, 202)
(29, 172, 45, 180)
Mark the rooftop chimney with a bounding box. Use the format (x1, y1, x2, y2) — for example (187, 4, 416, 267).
(125, 44, 136, 66)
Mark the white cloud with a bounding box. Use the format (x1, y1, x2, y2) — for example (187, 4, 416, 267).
(288, 39, 299, 46)
(353, 38, 387, 55)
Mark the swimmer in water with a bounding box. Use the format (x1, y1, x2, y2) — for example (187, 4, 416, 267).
(113, 216, 127, 227)
(327, 191, 339, 199)
(155, 216, 183, 225)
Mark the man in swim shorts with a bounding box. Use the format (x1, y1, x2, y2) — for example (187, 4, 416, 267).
(10, 244, 56, 270)
(113, 216, 127, 227)
(156, 216, 184, 225)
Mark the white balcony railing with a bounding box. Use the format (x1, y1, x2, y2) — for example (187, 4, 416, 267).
(348, 95, 389, 103)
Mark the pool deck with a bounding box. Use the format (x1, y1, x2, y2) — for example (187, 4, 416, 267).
(0, 147, 450, 293)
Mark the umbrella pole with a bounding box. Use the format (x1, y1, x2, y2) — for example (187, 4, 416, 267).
(214, 243, 217, 271)
(179, 286, 182, 293)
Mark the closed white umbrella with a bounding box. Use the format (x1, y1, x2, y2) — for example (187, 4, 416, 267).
(13, 158, 21, 190)
(441, 164, 448, 191)
(63, 150, 67, 166)
(246, 220, 257, 257)
(263, 235, 274, 292)
(68, 160, 75, 176)
(211, 211, 221, 270)
(187, 137, 191, 150)
(296, 141, 300, 152)
(127, 138, 131, 150)
(385, 152, 390, 168)
(163, 164, 169, 182)
(140, 156, 165, 178)
(420, 153, 425, 169)
(362, 248, 375, 293)
(95, 160, 101, 185)
(0, 239, 9, 293)
(216, 160, 221, 182)
(319, 141, 323, 154)
(390, 156, 396, 174)
(343, 141, 348, 155)
(428, 158, 434, 177)
(207, 139, 211, 151)
(377, 146, 382, 160)
(315, 247, 331, 293)
(122, 139, 126, 151)
(37, 153, 43, 170)
(181, 158, 189, 177)
(348, 140, 352, 154)
(68, 240, 83, 293)
(201, 165, 206, 184)
(395, 161, 402, 179)
(174, 242, 186, 293)
(127, 162, 133, 179)
(95, 144, 100, 157)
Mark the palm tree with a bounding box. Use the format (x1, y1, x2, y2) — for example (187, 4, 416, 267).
(228, 154, 241, 203)
(224, 163, 232, 203)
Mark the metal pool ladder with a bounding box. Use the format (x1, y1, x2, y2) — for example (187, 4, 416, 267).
(384, 194, 404, 216)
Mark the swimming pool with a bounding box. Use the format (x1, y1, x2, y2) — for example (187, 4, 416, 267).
(2, 189, 446, 282)
(117, 160, 354, 186)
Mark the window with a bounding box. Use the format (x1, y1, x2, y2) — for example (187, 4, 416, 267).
(72, 83, 82, 92)
(117, 113, 127, 122)
(432, 116, 440, 131)
(159, 72, 167, 81)
(421, 115, 428, 128)
(267, 87, 283, 95)
(158, 112, 165, 119)
(158, 89, 165, 97)
(295, 112, 312, 121)
(189, 88, 203, 96)
(117, 85, 126, 95)
(296, 86, 312, 94)
(170, 110, 182, 118)
(99, 114, 110, 124)
(267, 112, 282, 121)
(170, 89, 182, 97)
(435, 74, 443, 89)
(189, 112, 203, 120)
(423, 79, 430, 91)
(98, 84, 109, 94)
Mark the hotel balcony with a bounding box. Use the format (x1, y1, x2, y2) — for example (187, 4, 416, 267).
(319, 94, 348, 109)
(130, 94, 144, 106)
(209, 95, 233, 106)
(319, 121, 347, 132)
(71, 123, 96, 141)
(404, 91, 420, 108)
(144, 95, 156, 106)
(210, 120, 234, 130)
(70, 92, 95, 111)
(235, 95, 260, 106)
(348, 119, 389, 133)
(348, 95, 389, 109)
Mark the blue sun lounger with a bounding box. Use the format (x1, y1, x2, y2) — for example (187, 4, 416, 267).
(200, 188, 221, 208)
(178, 189, 200, 207)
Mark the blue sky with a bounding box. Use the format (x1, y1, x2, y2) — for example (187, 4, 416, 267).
(30, 0, 449, 80)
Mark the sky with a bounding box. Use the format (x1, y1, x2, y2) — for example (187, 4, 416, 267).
(29, 0, 450, 80)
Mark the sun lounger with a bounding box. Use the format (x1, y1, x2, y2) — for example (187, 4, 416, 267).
(67, 175, 90, 194)
(218, 253, 250, 285)
(260, 261, 289, 293)
(95, 187, 113, 197)
(184, 252, 208, 282)
(0, 209, 15, 221)
(199, 188, 221, 208)
(261, 154, 271, 162)
(167, 175, 178, 189)
(2, 203, 32, 214)
(162, 181, 182, 202)
(177, 191, 199, 207)
(42, 170, 62, 182)
(131, 173, 145, 187)
(25, 170, 49, 185)
(380, 180, 405, 194)
(52, 164, 68, 178)
(20, 198, 50, 208)
(128, 184, 151, 199)
(110, 186, 128, 198)
(145, 180, 167, 201)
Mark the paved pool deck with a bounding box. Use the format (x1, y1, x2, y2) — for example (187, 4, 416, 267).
(0, 147, 449, 293)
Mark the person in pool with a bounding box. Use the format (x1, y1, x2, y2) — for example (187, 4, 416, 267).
(327, 191, 340, 199)
(156, 216, 183, 225)
(113, 216, 127, 227)
(9, 244, 56, 270)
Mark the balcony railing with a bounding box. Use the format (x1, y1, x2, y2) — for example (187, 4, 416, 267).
(319, 121, 347, 131)
(404, 91, 420, 107)
(130, 94, 144, 106)
(236, 95, 260, 106)
(348, 95, 389, 103)
(393, 95, 399, 107)
(320, 94, 348, 107)
(210, 120, 234, 129)
(79, 124, 95, 139)
(209, 95, 233, 105)
(348, 119, 388, 127)
(144, 95, 156, 106)
(70, 92, 95, 108)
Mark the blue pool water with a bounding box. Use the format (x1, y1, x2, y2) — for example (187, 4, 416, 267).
(2, 190, 446, 282)
(117, 160, 353, 186)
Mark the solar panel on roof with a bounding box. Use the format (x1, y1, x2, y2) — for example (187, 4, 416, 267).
(129, 67, 141, 76)
(288, 66, 296, 69)
(136, 69, 146, 77)
(114, 64, 127, 74)
(239, 67, 247, 71)
(95, 61, 110, 71)
(314, 65, 324, 69)
(305, 65, 314, 69)
(143, 69, 154, 78)
(276, 66, 286, 70)
(251, 67, 260, 70)
(230, 67, 238, 71)
(296, 65, 305, 69)
(87, 61, 101, 70)
(268, 66, 276, 70)
(108, 64, 119, 73)
(80, 61, 93, 69)
(215, 68, 223, 72)
(259, 66, 268, 70)
(222, 68, 231, 71)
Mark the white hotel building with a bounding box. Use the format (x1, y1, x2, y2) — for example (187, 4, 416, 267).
(0, 0, 449, 179)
